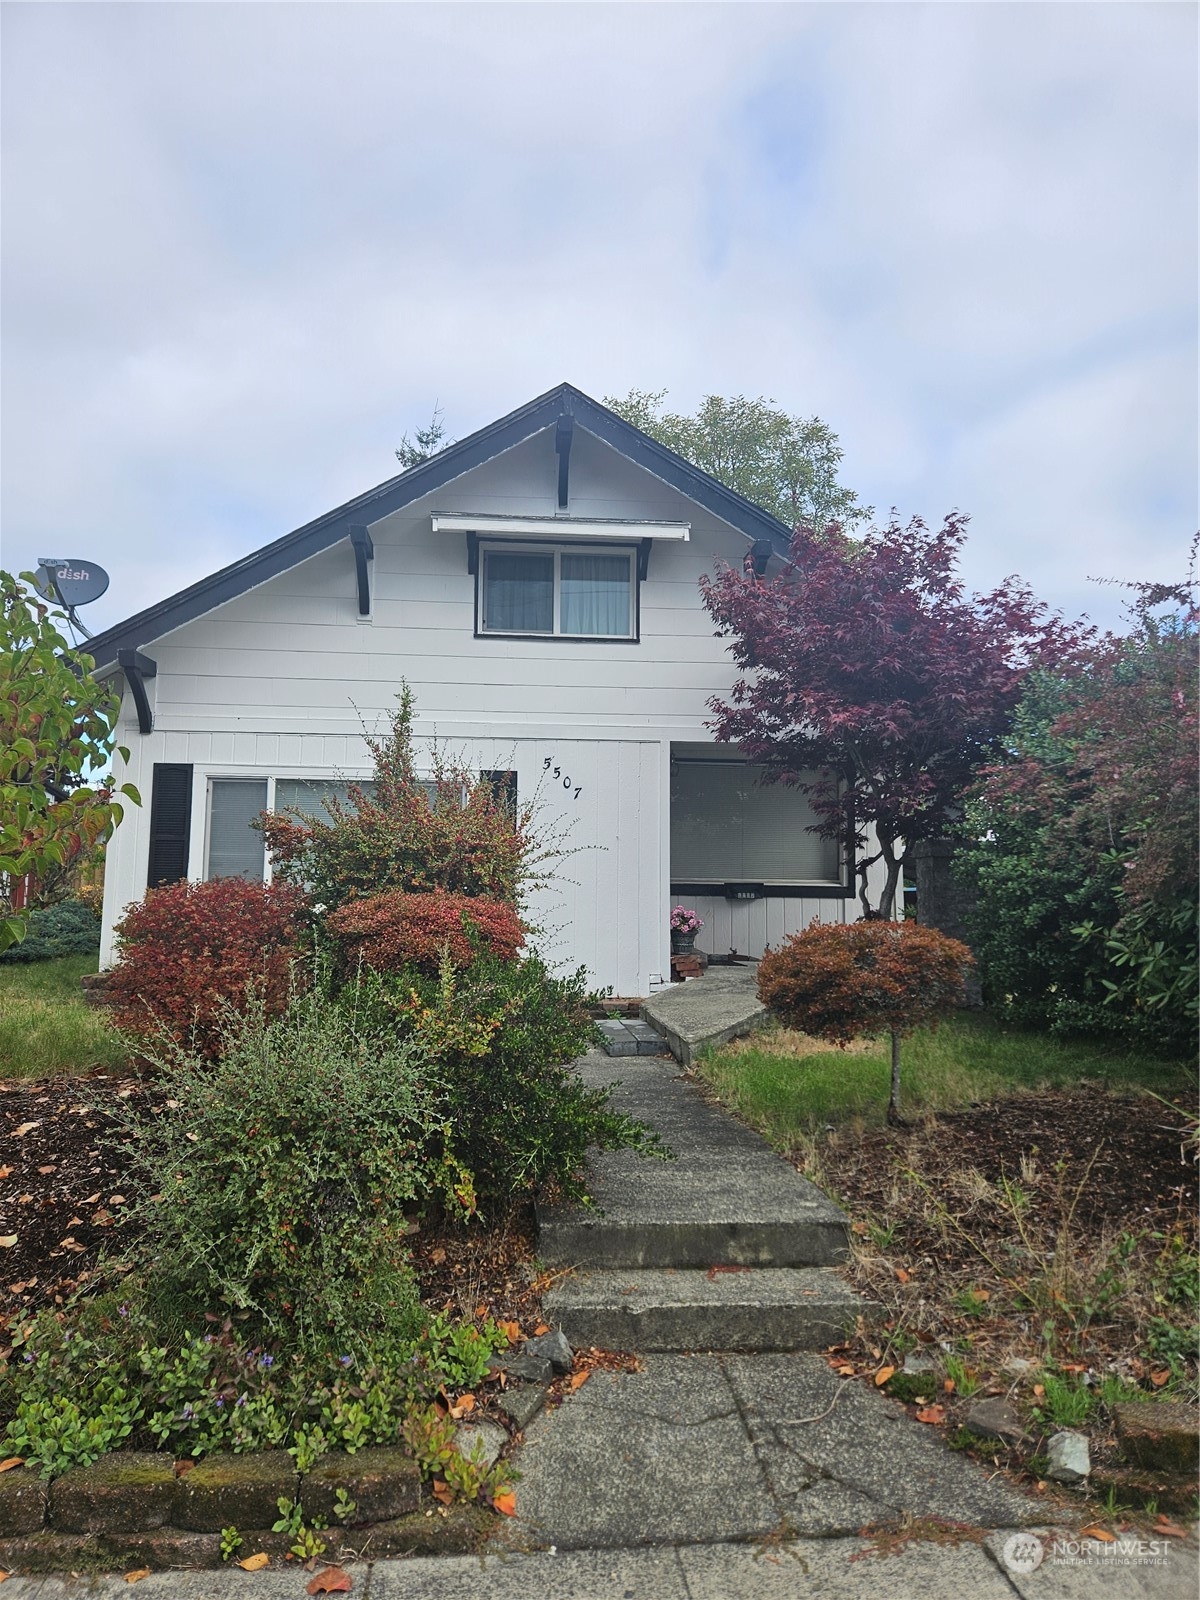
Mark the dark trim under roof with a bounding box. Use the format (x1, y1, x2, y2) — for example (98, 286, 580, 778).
(85, 382, 793, 669)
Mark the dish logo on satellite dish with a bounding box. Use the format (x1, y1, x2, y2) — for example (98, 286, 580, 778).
(35, 558, 110, 608)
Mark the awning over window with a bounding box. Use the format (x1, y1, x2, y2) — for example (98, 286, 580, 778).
(431, 512, 690, 542)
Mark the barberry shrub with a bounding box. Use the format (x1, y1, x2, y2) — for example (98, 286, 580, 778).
(260, 686, 545, 913)
(328, 889, 524, 976)
(106, 877, 307, 1058)
(757, 920, 973, 1122)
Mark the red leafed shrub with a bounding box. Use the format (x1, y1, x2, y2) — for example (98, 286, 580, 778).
(106, 877, 308, 1057)
(757, 920, 973, 1121)
(327, 888, 525, 975)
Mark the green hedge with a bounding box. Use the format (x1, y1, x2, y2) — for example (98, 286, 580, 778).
(0, 899, 101, 964)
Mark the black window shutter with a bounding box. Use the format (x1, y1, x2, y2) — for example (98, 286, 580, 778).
(147, 763, 193, 887)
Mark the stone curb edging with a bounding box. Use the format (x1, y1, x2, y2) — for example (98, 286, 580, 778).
(0, 1446, 498, 1572)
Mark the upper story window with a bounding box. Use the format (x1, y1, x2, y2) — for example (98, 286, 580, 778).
(479, 543, 635, 639)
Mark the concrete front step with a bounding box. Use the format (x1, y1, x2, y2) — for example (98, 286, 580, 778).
(544, 1266, 866, 1352)
(536, 1055, 851, 1270)
(536, 1199, 850, 1270)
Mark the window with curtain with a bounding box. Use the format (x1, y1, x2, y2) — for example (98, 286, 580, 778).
(207, 779, 268, 880)
(480, 544, 633, 637)
(670, 761, 841, 885)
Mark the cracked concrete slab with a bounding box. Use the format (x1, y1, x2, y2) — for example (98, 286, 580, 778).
(679, 1536, 1017, 1599)
(725, 1352, 1045, 1530)
(511, 1355, 778, 1548)
(983, 1528, 1200, 1599)
(509, 1352, 1046, 1555)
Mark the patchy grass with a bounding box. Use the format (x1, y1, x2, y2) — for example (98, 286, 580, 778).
(0, 955, 129, 1079)
(697, 1011, 1188, 1143)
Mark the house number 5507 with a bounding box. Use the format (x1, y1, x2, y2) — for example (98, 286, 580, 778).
(544, 756, 582, 800)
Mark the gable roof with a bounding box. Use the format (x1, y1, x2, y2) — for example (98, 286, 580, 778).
(85, 381, 793, 669)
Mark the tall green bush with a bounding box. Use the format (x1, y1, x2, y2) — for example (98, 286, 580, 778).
(0, 898, 100, 963)
(956, 575, 1198, 1052)
(125, 990, 459, 1355)
(345, 951, 661, 1209)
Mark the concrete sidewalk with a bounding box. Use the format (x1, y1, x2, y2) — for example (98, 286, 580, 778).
(5, 1530, 1196, 1598)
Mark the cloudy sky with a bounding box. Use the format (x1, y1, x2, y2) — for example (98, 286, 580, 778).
(2, 1, 1195, 635)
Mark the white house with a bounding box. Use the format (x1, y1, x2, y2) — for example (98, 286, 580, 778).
(89, 384, 876, 994)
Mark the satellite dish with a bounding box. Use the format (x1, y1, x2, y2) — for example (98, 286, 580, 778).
(35, 558, 110, 608)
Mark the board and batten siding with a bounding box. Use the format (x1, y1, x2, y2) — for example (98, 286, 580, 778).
(100, 422, 872, 991)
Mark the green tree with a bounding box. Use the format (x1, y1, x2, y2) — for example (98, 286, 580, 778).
(395, 404, 453, 469)
(0, 571, 140, 950)
(955, 568, 1198, 1051)
(604, 388, 870, 530)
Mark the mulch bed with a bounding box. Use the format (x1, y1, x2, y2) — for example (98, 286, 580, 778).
(0, 1073, 546, 1336)
(801, 1085, 1198, 1509)
(822, 1087, 1197, 1251)
(0, 1073, 154, 1324)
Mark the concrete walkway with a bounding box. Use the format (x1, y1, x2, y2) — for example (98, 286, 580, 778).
(641, 961, 768, 1065)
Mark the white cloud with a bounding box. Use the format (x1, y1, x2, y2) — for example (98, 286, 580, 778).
(1, 1, 1194, 632)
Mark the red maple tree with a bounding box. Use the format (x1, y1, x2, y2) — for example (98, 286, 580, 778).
(700, 514, 1089, 915)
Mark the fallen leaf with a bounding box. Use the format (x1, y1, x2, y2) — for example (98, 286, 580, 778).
(498, 1320, 521, 1345)
(110, 1195, 126, 1206)
(124, 1570, 151, 1585)
(1032, 1384, 1045, 1398)
(474, 1303, 488, 1320)
(174, 1460, 196, 1475)
(850, 1221, 868, 1235)
(894, 1267, 910, 1283)
(943, 1378, 956, 1394)
(0, 1239, 16, 1251)
(1081, 1527, 1115, 1542)
(1060, 1362, 1087, 1374)
(534, 1323, 550, 1336)
(237, 1552, 270, 1571)
(566, 1369, 590, 1391)
(915, 1405, 946, 1424)
(1154, 1517, 1191, 1539)
(306, 1567, 353, 1594)
(975, 1289, 990, 1301)
(429, 1247, 446, 1265)
(0, 1166, 11, 1179)
(448, 1393, 476, 1419)
(1149, 1369, 1171, 1387)
(492, 1490, 517, 1516)
(836, 1365, 856, 1377)
(431, 1479, 454, 1506)
(874, 1366, 895, 1387)
(37, 1166, 56, 1175)
(0, 1458, 25, 1473)
(0, 1569, 9, 1582)
(12, 1123, 40, 1138)
(705, 1264, 752, 1279)
(81, 1194, 100, 1206)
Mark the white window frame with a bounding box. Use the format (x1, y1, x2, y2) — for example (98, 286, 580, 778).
(477, 541, 637, 640)
(199, 770, 388, 885)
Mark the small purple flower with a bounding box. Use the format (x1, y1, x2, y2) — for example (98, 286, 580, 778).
(338, 1355, 353, 1368)
(214, 1397, 224, 1409)
(118, 1304, 129, 1319)
(237, 1395, 247, 1408)
(181, 1404, 194, 1420)
(259, 1354, 274, 1369)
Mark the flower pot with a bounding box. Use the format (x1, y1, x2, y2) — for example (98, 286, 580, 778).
(671, 931, 697, 956)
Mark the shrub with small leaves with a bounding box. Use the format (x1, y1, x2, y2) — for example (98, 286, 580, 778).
(105, 876, 307, 1058)
(757, 919, 972, 1122)
(328, 888, 524, 976)
(123, 987, 462, 1354)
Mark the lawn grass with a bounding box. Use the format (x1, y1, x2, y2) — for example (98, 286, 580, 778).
(696, 1011, 1191, 1149)
(0, 954, 130, 1079)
